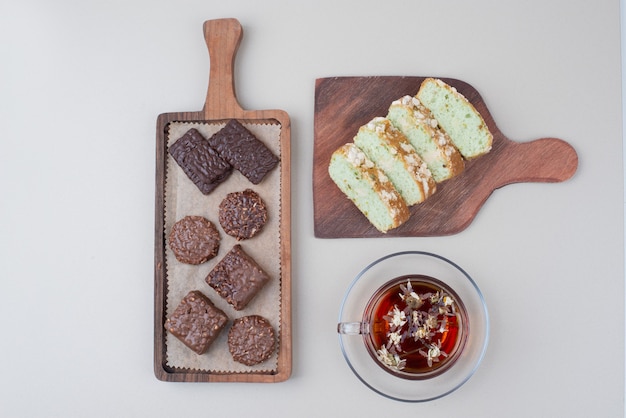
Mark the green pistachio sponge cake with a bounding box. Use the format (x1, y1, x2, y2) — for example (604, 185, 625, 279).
(353, 117, 436, 206)
(416, 78, 493, 159)
(328, 143, 410, 233)
(387, 95, 465, 183)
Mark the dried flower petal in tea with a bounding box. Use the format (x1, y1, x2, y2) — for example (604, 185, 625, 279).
(364, 275, 468, 380)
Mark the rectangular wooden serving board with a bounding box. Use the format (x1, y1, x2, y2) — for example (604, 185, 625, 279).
(313, 76, 578, 238)
(154, 18, 291, 382)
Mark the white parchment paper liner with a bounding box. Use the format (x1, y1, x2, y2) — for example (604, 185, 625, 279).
(164, 121, 282, 373)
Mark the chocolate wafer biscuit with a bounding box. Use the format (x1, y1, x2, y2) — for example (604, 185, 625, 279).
(207, 120, 279, 184)
(169, 128, 233, 194)
(205, 244, 270, 311)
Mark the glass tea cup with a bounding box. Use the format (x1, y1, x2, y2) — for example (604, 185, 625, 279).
(338, 274, 468, 380)
(337, 251, 489, 402)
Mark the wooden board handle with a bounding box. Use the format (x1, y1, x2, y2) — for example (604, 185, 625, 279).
(202, 18, 244, 119)
(487, 136, 578, 189)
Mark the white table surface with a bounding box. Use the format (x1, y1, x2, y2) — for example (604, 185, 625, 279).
(1, 0, 624, 416)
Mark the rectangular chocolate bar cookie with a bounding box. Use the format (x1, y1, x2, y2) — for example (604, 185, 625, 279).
(205, 244, 270, 310)
(165, 290, 229, 355)
(169, 128, 233, 194)
(207, 120, 279, 184)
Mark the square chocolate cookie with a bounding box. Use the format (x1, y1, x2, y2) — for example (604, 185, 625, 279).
(205, 244, 270, 310)
(165, 290, 229, 355)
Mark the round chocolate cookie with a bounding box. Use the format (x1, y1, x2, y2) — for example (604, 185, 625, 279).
(219, 189, 268, 240)
(228, 315, 276, 366)
(168, 215, 220, 265)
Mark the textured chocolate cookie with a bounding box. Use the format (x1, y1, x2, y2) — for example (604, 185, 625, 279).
(168, 216, 220, 265)
(205, 244, 270, 310)
(169, 128, 233, 194)
(165, 290, 229, 355)
(207, 119, 279, 184)
(219, 189, 268, 240)
(228, 315, 276, 366)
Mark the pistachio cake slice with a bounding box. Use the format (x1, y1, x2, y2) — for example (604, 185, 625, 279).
(328, 143, 409, 233)
(353, 117, 436, 205)
(416, 78, 493, 159)
(387, 95, 464, 183)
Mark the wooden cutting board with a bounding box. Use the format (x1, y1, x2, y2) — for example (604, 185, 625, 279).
(313, 76, 578, 238)
(154, 18, 291, 382)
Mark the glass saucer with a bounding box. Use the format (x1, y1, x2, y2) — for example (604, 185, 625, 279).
(338, 251, 489, 402)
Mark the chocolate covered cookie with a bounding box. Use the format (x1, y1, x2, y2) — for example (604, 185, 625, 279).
(219, 189, 268, 240)
(169, 128, 233, 194)
(228, 315, 276, 366)
(165, 290, 229, 355)
(207, 120, 279, 184)
(169, 216, 220, 265)
(205, 244, 270, 311)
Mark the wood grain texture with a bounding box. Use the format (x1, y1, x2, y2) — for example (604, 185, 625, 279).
(313, 76, 578, 238)
(154, 18, 291, 382)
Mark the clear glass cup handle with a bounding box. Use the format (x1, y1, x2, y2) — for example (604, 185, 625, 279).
(337, 322, 370, 335)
